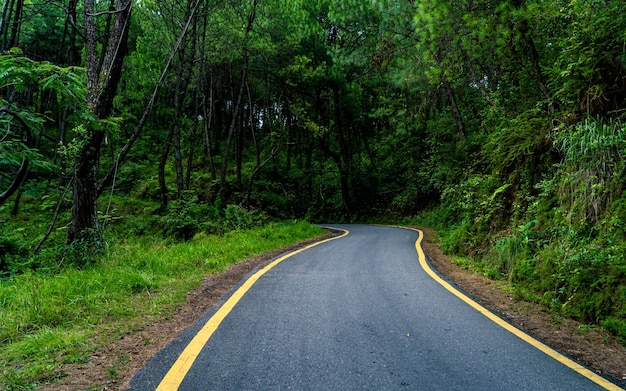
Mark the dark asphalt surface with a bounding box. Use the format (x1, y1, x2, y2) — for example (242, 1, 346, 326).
(128, 225, 612, 390)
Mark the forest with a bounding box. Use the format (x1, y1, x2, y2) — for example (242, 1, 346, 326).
(1, 0, 625, 387)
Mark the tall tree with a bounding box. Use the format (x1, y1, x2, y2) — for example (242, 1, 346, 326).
(67, 0, 132, 244)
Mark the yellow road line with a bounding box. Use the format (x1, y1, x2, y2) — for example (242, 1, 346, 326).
(156, 228, 349, 390)
(407, 227, 624, 391)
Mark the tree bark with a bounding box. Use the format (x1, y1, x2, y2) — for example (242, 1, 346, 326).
(65, 0, 80, 65)
(0, 0, 13, 50)
(7, 0, 21, 48)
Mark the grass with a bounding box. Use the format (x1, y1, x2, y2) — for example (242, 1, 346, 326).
(0, 220, 326, 389)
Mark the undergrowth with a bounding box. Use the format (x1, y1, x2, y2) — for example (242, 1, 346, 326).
(409, 117, 626, 347)
(0, 218, 325, 389)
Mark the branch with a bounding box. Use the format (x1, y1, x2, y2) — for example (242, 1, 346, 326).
(0, 159, 29, 206)
(246, 145, 280, 206)
(0, 107, 33, 144)
(0, 108, 33, 206)
(32, 179, 73, 254)
(86, 1, 132, 17)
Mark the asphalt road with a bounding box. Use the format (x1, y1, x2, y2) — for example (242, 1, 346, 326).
(128, 225, 619, 390)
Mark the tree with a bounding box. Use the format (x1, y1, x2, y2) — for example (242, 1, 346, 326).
(67, 0, 132, 244)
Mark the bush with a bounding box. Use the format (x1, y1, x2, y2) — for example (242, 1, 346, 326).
(222, 204, 268, 232)
(603, 317, 626, 345)
(159, 195, 220, 240)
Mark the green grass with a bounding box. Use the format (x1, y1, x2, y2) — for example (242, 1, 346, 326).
(0, 220, 325, 389)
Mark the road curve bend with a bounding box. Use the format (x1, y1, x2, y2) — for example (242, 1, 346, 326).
(128, 225, 623, 391)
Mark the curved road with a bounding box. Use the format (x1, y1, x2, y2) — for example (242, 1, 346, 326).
(129, 225, 622, 390)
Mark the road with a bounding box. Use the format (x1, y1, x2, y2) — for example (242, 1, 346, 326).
(128, 225, 621, 390)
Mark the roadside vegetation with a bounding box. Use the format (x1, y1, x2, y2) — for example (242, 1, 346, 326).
(1, 194, 324, 389)
(410, 116, 626, 347)
(1, 0, 625, 388)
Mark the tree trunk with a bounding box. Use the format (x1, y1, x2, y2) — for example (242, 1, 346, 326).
(202, 74, 216, 179)
(433, 46, 466, 138)
(332, 86, 352, 221)
(67, 0, 132, 245)
(186, 93, 200, 190)
(97, 0, 117, 73)
(158, 128, 174, 212)
(220, 68, 246, 188)
(0, 0, 13, 50)
(0, 108, 31, 206)
(219, 0, 259, 191)
(66, 0, 80, 65)
(511, 0, 553, 105)
(520, 22, 552, 103)
(7, 0, 21, 48)
(0, 158, 28, 206)
(247, 80, 260, 167)
(442, 77, 466, 138)
(236, 116, 243, 185)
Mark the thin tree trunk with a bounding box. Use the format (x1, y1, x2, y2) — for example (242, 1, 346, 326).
(158, 128, 174, 212)
(173, 121, 184, 198)
(186, 95, 200, 190)
(442, 77, 466, 138)
(431, 46, 466, 138)
(7, 0, 21, 48)
(0, 0, 13, 50)
(0, 158, 28, 206)
(64, 0, 80, 65)
(246, 145, 279, 206)
(33, 179, 73, 254)
(511, 0, 552, 105)
(198, 7, 216, 179)
(0, 108, 31, 207)
(247, 80, 260, 167)
(56, 108, 70, 187)
(219, 0, 259, 190)
(203, 74, 217, 179)
(220, 71, 245, 187)
(171, 0, 197, 197)
(331, 86, 352, 221)
(236, 115, 243, 185)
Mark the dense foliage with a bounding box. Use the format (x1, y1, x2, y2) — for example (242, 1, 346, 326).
(1, 0, 625, 365)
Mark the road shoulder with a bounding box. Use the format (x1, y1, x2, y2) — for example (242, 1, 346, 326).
(418, 226, 626, 384)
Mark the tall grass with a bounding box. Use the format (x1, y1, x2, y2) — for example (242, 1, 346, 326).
(0, 221, 325, 389)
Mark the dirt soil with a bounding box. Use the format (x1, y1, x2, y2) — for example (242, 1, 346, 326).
(43, 228, 626, 390)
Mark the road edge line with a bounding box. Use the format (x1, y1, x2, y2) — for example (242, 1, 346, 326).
(155, 227, 350, 390)
(405, 226, 624, 391)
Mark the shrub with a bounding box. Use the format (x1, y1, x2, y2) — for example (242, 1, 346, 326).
(222, 204, 268, 232)
(159, 195, 220, 240)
